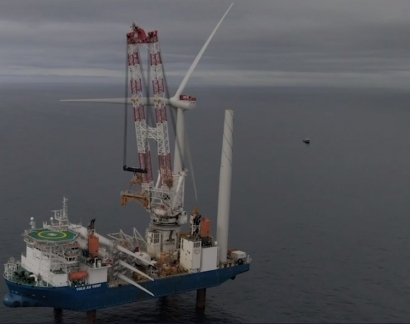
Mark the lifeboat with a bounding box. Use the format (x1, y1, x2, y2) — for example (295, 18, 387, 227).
(69, 271, 88, 281)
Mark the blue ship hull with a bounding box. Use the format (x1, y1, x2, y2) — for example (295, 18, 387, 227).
(3, 264, 249, 311)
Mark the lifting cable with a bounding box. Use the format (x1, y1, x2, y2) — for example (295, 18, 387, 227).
(122, 36, 129, 170)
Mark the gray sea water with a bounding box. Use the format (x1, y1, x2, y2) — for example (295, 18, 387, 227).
(1, 83, 410, 323)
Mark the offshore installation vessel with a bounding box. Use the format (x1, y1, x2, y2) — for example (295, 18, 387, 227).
(3, 3, 251, 322)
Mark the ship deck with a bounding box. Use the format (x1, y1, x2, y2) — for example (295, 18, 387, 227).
(27, 229, 77, 243)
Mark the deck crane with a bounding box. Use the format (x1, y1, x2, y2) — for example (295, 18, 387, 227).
(60, 3, 234, 257)
(120, 21, 187, 255)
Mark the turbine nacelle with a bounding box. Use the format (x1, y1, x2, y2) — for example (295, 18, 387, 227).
(169, 95, 196, 111)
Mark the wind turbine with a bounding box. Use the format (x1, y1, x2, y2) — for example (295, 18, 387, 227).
(61, 3, 233, 189)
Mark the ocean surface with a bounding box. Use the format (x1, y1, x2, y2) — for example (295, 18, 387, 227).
(1, 83, 410, 323)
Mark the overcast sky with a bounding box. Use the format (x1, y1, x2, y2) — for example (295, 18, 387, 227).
(1, 0, 410, 89)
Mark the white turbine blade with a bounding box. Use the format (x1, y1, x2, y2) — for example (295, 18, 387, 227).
(185, 127, 198, 202)
(118, 260, 154, 282)
(60, 98, 130, 104)
(60, 98, 176, 108)
(117, 273, 154, 297)
(169, 106, 183, 167)
(169, 106, 177, 136)
(173, 2, 234, 99)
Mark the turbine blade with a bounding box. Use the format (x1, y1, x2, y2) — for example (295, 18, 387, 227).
(169, 107, 178, 153)
(184, 127, 198, 202)
(169, 107, 177, 135)
(60, 98, 130, 104)
(173, 2, 234, 99)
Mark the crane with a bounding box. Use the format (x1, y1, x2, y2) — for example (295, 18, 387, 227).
(120, 21, 196, 256)
(61, 3, 234, 257)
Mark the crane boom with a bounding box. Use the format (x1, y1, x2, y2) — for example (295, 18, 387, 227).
(126, 24, 154, 186)
(147, 31, 173, 188)
(122, 23, 176, 214)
